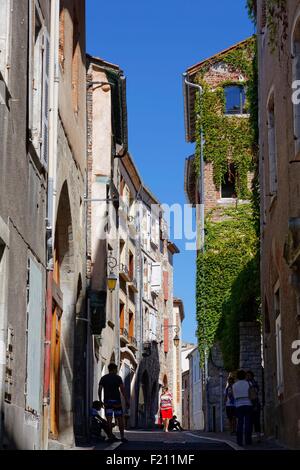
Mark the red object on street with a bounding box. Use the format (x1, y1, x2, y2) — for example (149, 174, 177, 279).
(161, 408, 173, 420)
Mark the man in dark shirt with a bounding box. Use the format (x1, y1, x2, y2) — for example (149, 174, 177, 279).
(98, 363, 129, 443)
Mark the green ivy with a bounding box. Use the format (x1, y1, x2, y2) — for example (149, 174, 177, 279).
(194, 36, 260, 369)
(196, 205, 259, 368)
(247, 0, 288, 53)
(194, 37, 256, 199)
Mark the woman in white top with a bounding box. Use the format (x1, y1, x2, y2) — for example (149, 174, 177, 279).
(232, 370, 253, 447)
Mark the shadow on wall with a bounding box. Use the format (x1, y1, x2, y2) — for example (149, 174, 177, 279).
(135, 342, 160, 429)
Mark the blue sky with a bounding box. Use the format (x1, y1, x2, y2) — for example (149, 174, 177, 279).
(86, 0, 254, 344)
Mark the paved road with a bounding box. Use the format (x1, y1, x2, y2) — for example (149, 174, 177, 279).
(95, 430, 235, 451)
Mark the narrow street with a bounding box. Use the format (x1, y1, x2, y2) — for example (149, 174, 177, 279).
(1, 0, 300, 455)
(93, 430, 234, 451)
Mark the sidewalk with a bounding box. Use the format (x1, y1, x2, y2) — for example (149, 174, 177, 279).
(190, 431, 286, 451)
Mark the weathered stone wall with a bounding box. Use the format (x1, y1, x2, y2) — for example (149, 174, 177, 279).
(257, 0, 300, 449)
(239, 322, 263, 403)
(206, 343, 227, 433)
(0, 1, 48, 450)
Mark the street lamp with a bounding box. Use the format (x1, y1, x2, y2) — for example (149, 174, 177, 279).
(107, 251, 118, 292)
(162, 325, 181, 348)
(173, 333, 180, 348)
(107, 271, 117, 292)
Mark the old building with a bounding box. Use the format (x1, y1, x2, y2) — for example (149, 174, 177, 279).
(0, 0, 50, 450)
(183, 37, 261, 433)
(181, 342, 196, 429)
(172, 298, 184, 422)
(135, 185, 181, 428)
(255, 0, 300, 449)
(44, 0, 87, 449)
(187, 347, 204, 431)
(86, 54, 128, 428)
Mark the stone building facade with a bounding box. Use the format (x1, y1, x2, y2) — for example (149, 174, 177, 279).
(183, 38, 262, 433)
(86, 54, 128, 428)
(172, 299, 184, 422)
(0, 0, 50, 450)
(134, 184, 181, 428)
(184, 38, 254, 213)
(44, 0, 87, 449)
(256, 0, 300, 449)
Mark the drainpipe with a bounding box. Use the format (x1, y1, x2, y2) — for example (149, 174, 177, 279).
(43, 0, 60, 450)
(183, 73, 208, 430)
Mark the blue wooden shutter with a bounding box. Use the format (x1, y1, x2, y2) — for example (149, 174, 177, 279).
(26, 256, 43, 413)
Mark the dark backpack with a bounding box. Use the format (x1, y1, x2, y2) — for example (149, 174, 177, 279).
(248, 382, 258, 401)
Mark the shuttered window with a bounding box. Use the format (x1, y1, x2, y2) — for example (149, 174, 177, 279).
(151, 262, 161, 291)
(149, 310, 157, 341)
(0, 0, 11, 83)
(26, 255, 43, 414)
(28, 1, 49, 168)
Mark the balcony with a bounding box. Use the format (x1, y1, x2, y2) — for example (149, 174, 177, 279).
(128, 335, 138, 351)
(119, 263, 130, 282)
(128, 277, 138, 293)
(120, 327, 129, 344)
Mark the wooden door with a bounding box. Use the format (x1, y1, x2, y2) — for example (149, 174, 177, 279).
(50, 246, 62, 438)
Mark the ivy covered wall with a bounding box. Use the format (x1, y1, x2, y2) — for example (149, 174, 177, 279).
(195, 36, 260, 370)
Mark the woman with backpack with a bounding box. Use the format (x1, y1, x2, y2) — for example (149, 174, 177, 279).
(246, 370, 261, 441)
(232, 370, 253, 447)
(224, 375, 236, 435)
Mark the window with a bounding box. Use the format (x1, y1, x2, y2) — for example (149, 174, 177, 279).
(151, 214, 160, 247)
(221, 164, 236, 198)
(151, 262, 161, 292)
(119, 302, 125, 330)
(129, 311, 134, 338)
(0, 0, 12, 84)
(129, 251, 134, 280)
(29, 1, 50, 167)
(224, 85, 246, 115)
(292, 18, 300, 155)
(267, 93, 277, 194)
(26, 256, 43, 414)
(274, 288, 284, 396)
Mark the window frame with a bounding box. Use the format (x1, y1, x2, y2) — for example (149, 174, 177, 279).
(0, 0, 12, 85)
(224, 84, 247, 116)
(28, 0, 50, 168)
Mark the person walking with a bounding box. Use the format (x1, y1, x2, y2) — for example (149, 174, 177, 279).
(232, 370, 253, 447)
(98, 363, 130, 443)
(224, 375, 236, 435)
(159, 386, 173, 432)
(246, 370, 261, 441)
